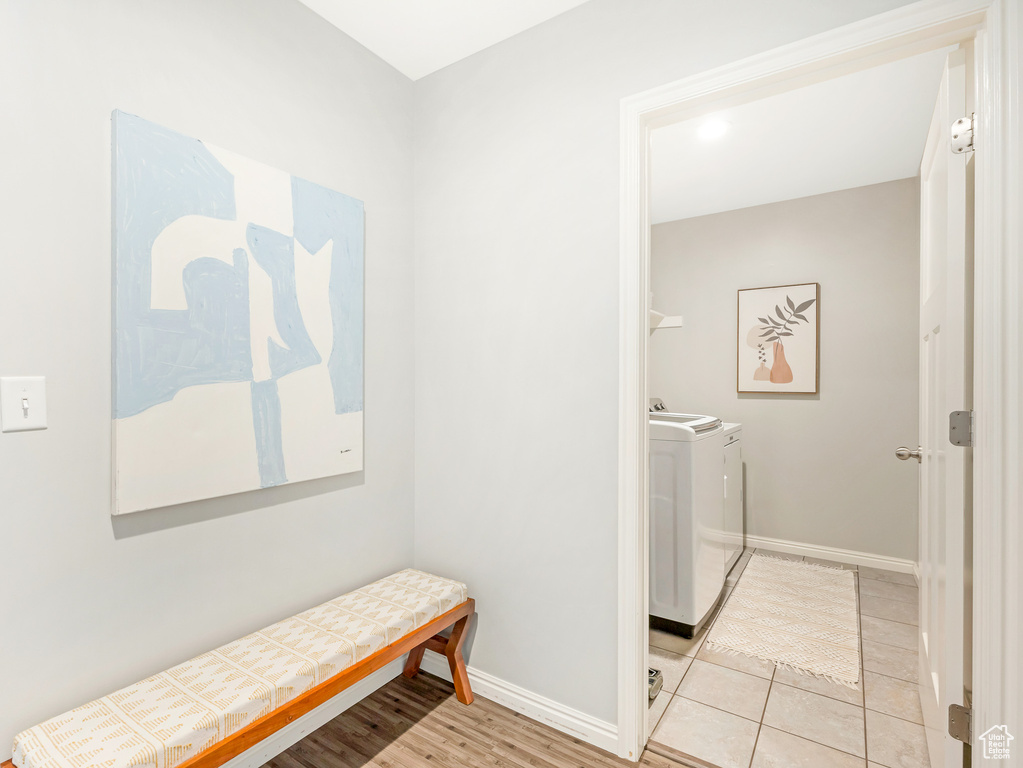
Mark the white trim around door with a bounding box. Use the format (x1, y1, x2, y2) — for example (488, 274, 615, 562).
(616, 0, 1020, 760)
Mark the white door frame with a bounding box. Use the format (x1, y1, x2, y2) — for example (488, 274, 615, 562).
(616, 0, 1021, 760)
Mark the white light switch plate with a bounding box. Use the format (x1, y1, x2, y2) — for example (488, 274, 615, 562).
(1, 377, 47, 432)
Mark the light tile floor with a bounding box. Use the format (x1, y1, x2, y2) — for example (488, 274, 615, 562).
(647, 548, 929, 768)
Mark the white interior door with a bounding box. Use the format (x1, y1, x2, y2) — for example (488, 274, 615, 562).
(917, 46, 972, 768)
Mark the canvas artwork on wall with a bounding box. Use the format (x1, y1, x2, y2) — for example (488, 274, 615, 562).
(112, 111, 364, 515)
(737, 283, 819, 394)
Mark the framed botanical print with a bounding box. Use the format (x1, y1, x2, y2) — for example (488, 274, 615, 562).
(738, 283, 820, 394)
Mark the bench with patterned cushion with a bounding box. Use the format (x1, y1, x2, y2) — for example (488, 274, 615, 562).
(5, 569, 475, 768)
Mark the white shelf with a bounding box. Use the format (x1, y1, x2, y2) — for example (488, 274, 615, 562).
(649, 309, 683, 330)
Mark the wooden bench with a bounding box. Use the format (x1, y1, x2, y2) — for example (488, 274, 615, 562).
(4, 570, 474, 768)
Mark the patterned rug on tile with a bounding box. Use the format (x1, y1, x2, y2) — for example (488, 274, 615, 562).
(706, 554, 860, 687)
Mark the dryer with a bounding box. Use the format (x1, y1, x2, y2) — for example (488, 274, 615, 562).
(722, 422, 744, 575)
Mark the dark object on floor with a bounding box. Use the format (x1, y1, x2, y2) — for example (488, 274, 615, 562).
(649, 667, 664, 699)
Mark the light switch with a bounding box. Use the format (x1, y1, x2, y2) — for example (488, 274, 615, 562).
(1, 377, 47, 432)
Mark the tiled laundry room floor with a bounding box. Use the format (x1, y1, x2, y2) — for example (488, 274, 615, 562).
(647, 548, 928, 768)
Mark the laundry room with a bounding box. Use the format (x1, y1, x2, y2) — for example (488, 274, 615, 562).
(642, 46, 962, 767)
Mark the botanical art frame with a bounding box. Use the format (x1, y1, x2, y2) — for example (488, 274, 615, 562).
(111, 111, 364, 515)
(737, 283, 819, 394)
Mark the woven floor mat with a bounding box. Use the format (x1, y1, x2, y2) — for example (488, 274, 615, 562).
(706, 554, 860, 687)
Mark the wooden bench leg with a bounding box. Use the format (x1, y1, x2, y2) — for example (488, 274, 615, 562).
(445, 612, 474, 705)
(403, 642, 427, 679)
(402, 603, 475, 705)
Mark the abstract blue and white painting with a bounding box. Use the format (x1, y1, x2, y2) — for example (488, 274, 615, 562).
(112, 111, 364, 514)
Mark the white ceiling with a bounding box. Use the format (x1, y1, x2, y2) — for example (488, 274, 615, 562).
(296, 0, 591, 80)
(651, 48, 953, 224)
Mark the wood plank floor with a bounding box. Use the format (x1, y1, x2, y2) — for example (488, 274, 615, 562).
(262, 673, 686, 768)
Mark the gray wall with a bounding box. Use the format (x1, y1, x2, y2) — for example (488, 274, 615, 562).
(413, 0, 917, 726)
(650, 180, 920, 559)
(0, 0, 414, 754)
(0, 0, 927, 751)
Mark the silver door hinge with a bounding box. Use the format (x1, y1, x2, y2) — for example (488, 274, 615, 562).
(949, 410, 974, 447)
(949, 703, 972, 744)
(952, 114, 975, 154)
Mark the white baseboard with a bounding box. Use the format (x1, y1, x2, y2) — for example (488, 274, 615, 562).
(221, 657, 405, 768)
(419, 655, 619, 755)
(745, 534, 917, 575)
(216, 652, 619, 765)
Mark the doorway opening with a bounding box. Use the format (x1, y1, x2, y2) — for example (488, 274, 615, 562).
(643, 42, 955, 767)
(615, 1, 1016, 764)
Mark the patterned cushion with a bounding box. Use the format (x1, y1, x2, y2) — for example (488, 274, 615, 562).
(12, 570, 468, 768)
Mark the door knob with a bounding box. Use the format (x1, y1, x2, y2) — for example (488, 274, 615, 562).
(895, 446, 922, 462)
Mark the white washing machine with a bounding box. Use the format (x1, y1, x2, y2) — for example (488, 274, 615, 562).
(648, 410, 726, 638)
